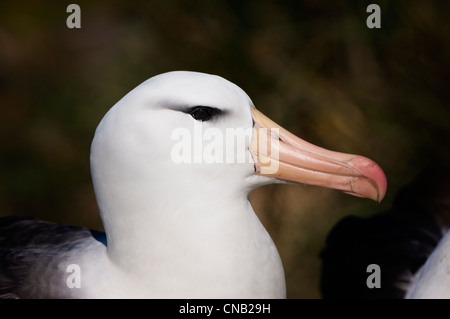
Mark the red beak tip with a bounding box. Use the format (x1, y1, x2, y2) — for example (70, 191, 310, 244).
(351, 156, 387, 203)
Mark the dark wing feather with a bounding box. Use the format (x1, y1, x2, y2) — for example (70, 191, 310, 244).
(321, 163, 450, 299)
(0, 216, 106, 298)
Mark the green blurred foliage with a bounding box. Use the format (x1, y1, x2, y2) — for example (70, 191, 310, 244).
(0, 1, 449, 298)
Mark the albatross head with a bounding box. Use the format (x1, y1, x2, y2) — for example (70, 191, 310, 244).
(88, 71, 387, 297)
(91, 71, 386, 207)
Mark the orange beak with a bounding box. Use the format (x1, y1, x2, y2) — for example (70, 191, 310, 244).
(250, 108, 387, 202)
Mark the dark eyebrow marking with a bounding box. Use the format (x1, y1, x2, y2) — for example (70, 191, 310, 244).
(181, 106, 227, 122)
(181, 106, 223, 115)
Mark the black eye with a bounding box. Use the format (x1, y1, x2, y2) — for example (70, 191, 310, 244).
(187, 106, 221, 122)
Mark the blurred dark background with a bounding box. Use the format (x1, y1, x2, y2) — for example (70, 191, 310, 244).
(1, 1, 449, 298)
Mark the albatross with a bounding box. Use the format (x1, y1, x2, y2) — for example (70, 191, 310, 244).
(0, 71, 387, 298)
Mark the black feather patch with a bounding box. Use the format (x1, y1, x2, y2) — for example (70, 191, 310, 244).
(321, 163, 450, 299)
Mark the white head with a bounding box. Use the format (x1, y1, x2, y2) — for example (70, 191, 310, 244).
(90, 71, 265, 219)
(90, 71, 386, 267)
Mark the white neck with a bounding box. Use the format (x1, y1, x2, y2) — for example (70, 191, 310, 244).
(101, 178, 250, 266)
(91, 168, 285, 297)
